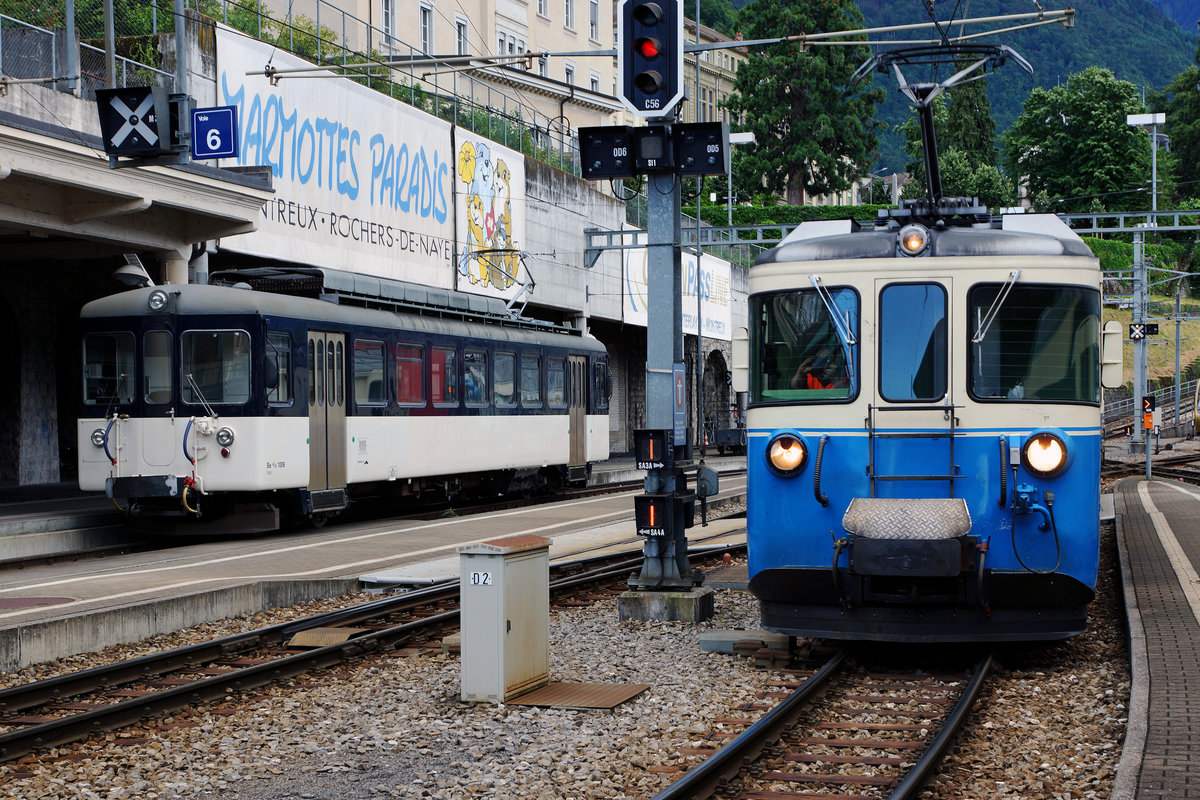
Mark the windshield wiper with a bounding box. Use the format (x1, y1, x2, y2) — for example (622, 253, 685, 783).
(185, 373, 219, 418)
(972, 269, 1022, 343)
(808, 274, 857, 347)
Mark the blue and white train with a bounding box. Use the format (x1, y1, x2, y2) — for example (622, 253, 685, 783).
(734, 201, 1122, 642)
(78, 269, 611, 533)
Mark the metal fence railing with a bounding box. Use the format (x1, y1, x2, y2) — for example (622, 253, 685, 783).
(0, 0, 583, 176)
(1104, 377, 1198, 430)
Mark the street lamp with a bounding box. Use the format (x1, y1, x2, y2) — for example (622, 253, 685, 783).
(1127, 112, 1166, 213)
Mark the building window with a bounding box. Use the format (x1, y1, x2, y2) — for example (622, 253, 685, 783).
(456, 18, 469, 55)
(538, 0, 548, 17)
(590, 73, 600, 92)
(419, 5, 433, 54)
(564, 0, 575, 29)
(538, 55, 548, 77)
(564, 63, 574, 85)
(382, 0, 396, 44)
(589, 0, 599, 39)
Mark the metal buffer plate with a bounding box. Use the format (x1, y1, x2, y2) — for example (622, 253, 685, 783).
(842, 498, 972, 577)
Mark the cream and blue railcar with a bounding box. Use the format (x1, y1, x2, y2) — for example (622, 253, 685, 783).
(78, 276, 610, 533)
(738, 209, 1121, 642)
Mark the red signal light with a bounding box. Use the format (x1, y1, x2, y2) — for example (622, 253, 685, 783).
(636, 37, 660, 58)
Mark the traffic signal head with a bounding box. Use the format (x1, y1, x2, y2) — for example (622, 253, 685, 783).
(618, 0, 684, 118)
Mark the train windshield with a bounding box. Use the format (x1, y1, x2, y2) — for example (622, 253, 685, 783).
(82, 332, 135, 405)
(969, 284, 1100, 403)
(751, 288, 858, 403)
(181, 330, 251, 405)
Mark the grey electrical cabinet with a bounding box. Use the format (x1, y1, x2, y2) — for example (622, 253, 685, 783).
(458, 534, 551, 702)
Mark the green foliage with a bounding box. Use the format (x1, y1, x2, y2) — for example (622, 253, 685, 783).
(898, 99, 1015, 209)
(694, 201, 886, 233)
(1004, 67, 1153, 213)
(696, 0, 738, 38)
(941, 65, 997, 169)
(1153, 67, 1200, 202)
(1082, 236, 1186, 272)
(726, 0, 885, 204)
(857, 0, 1197, 172)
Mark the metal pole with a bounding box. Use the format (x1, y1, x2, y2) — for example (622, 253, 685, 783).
(103, 0, 115, 88)
(1176, 283, 1182, 426)
(694, 0, 704, 456)
(1151, 121, 1158, 214)
(65, 0, 77, 94)
(1132, 229, 1146, 449)
(175, 0, 187, 94)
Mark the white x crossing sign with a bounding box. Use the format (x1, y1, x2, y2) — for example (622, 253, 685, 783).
(95, 86, 172, 157)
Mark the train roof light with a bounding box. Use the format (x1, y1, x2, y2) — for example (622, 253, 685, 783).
(898, 224, 929, 256)
(147, 289, 169, 312)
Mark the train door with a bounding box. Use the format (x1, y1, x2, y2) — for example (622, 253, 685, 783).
(568, 355, 587, 472)
(869, 278, 955, 498)
(307, 331, 347, 495)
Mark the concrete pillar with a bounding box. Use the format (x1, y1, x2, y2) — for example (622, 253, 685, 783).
(164, 255, 188, 285)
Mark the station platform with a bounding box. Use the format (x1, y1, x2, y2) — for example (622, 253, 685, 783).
(1113, 476, 1200, 800)
(0, 455, 746, 672)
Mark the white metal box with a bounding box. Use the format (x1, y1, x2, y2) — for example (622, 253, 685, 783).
(458, 534, 551, 702)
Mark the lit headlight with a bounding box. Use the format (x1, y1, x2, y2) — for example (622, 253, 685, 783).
(147, 289, 169, 312)
(1022, 431, 1068, 477)
(90, 428, 106, 447)
(215, 426, 236, 448)
(767, 433, 807, 476)
(898, 223, 929, 256)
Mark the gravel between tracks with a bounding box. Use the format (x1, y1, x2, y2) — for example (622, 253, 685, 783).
(2, 523, 1129, 800)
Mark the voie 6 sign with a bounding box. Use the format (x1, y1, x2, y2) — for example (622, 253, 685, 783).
(191, 105, 239, 160)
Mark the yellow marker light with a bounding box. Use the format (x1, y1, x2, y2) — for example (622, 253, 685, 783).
(1022, 432, 1068, 477)
(767, 434, 807, 476)
(898, 224, 929, 256)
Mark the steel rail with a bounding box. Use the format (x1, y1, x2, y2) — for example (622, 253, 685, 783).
(886, 652, 995, 800)
(0, 538, 747, 762)
(651, 649, 849, 800)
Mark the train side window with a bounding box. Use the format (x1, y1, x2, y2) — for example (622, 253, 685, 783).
(143, 330, 172, 405)
(308, 338, 316, 406)
(432, 346, 458, 406)
(354, 339, 386, 406)
(316, 339, 325, 406)
(181, 330, 251, 405)
(83, 332, 135, 405)
(266, 332, 292, 405)
(521, 354, 542, 407)
(547, 357, 566, 408)
(396, 344, 425, 406)
(879, 283, 947, 402)
(464, 349, 489, 407)
(593, 361, 610, 411)
(335, 340, 344, 407)
(494, 351, 516, 407)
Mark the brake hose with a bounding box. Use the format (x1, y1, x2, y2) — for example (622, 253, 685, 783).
(814, 434, 830, 507)
(182, 418, 196, 465)
(103, 416, 117, 466)
(1013, 493, 1062, 575)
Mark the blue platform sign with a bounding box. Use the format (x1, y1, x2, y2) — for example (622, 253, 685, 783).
(191, 105, 239, 160)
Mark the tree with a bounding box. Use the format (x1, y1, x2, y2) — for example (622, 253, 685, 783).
(1003, 67, 1152, 213)
(1156, 66, 1200, 202)
(941, 66, 997, 170)
(897, 98, 1014, 210)
(725, 0, 885, 205)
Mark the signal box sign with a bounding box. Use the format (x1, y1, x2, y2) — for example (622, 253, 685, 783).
(634, 428, 673, 470)
(96, 86, 172, 157)
(192, 105, 239, 160)
(634, 494, 670, 537)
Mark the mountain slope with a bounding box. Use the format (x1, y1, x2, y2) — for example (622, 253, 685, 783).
(853, 0, 1197, 170)
(1147, 0, 1198, 33)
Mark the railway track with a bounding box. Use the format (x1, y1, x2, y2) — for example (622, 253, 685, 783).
(654, 650, 994, 800)
(0, 534, 745, 764)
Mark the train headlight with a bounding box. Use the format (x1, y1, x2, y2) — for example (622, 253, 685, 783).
(898, 224, 929, 256)
(90, 428, 106, 447)
(767, 433, 807, 476)
(215, 426, 236, 448)
(1022, 431, 1068, 477)
(147, 289, 170, 312)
